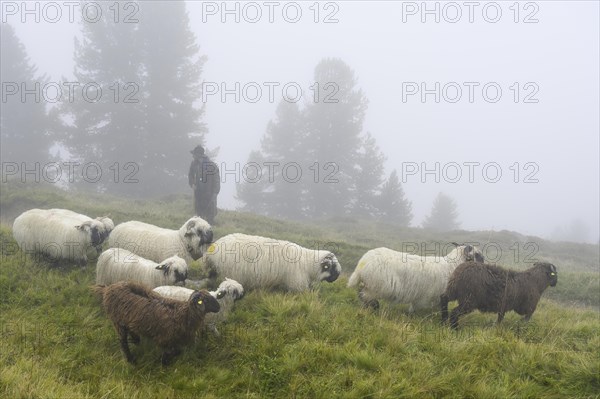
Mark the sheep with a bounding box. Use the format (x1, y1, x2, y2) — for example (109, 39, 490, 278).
(204, 233, 342, 292)
(11, 208, 114, 265)
(347, 243, 484, 312)
(96, 248, 188, 288)
(153, 278, 245, 337)
(92, 281, 220, 365)
(440, 262, 558, 329)
(107, 217, 212, 264)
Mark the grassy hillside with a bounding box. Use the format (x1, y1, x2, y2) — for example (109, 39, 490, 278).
(1, 183, 599, 398)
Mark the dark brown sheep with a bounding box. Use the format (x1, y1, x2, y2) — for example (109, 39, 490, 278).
(92, 281, 220, 365)
(441, 262, 557, 329)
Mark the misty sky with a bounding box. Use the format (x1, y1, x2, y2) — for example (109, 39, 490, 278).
(5, 1, 599, 242)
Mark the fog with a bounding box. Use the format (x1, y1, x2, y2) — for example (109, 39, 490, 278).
(3, 1, 599, 243)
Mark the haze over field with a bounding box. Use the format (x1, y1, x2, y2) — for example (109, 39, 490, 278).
(3, 1, 599, 242)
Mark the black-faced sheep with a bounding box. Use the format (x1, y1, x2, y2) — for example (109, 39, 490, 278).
(92, 281, 220, 365)
(12, 208, 114, 265)
(107, 217, 213, 264)
(204, 233, 341, 292)
(441, 262, 558, 329)
(96, 248, 188, 288)
(348, 243, 484, 311)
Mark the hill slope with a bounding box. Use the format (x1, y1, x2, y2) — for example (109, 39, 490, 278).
(1, 183, 598, 398)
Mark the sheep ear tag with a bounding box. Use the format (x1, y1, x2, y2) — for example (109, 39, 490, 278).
(198, 299, 203, 305)
(207, 244, 216, 254)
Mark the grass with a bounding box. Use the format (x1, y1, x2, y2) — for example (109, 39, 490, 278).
(1, 183, 599, 398)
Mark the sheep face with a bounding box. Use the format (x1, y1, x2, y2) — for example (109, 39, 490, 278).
(465, 245, 484, 263)
(190, 290, 221, 314)
(450, 243, 484, 263)
(182, 217, 213, 260)
(155, 256, 189, 284)
(96, 217, 114, 242)
(215, 278, 244, 300)
(76, 221, 103, 248)
(319, 254, 341, 283)
(538, 262, 558, 287)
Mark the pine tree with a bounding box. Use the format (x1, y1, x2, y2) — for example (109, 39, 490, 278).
(1, 24, 52, 166)
(137, 1, 207, 195)
(303, 58, 369, 218)
(60, 1, 144, 194)
(353, 132, 386, 217)
(422, 192, 460, 231)
(236, 150, 269, 215)
(377, 170, 412, 227)
(60, 1, 206, 196)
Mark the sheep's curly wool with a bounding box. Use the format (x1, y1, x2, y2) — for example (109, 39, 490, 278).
(348, 244, 484, 311)
(441, 261, 558, 329)
(12, 208, 114, 265)
(96, 248, 188, 288)
(204, 233, 341, 292)
(107, 217, 212, 264)
(92, 281, 219, 365)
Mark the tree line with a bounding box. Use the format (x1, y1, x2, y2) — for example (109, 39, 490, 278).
(2, 1, 461, 231)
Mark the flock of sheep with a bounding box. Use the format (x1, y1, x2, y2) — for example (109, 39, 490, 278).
(11, 207, 558, 365)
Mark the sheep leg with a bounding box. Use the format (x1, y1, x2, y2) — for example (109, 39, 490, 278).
(440, 294, 449, 324)
(129, 332, 141, 345)
(117, 324, 135, 363)
(161, 347, 181, 366)
(449, 304, 470, 330)
(496, 312, 505, 324)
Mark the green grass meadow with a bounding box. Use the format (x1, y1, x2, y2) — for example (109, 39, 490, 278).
(1, 183, 599, 398)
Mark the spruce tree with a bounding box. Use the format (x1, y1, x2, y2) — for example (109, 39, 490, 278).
(377, 170, 413, 227)
(60, 1, 206, 196)
(353, 132, 386, 217)
(1, 24, 52, 166)
(303, 58, 368, 218)
(422, 192, 460, 231)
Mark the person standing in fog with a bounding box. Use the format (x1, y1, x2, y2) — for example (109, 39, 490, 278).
(188, 145, 220, 224)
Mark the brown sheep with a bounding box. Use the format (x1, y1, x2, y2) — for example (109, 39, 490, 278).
(441, 262, 558, 329)
(92, 281, 220, 365)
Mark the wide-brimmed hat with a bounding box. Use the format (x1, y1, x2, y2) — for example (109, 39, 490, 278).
(191, 145, 205, 155)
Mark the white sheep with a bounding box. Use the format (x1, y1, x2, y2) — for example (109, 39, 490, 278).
(107, 217, 212, 264)
(96, 248, 188, 288)
(204, 233, 342, 292)
(153, 278, 245, 337)
(11, 208, 114, 265)
(348, 243, 484, 312)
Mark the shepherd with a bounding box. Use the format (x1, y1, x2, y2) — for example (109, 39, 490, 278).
(188, 145, 220, 224)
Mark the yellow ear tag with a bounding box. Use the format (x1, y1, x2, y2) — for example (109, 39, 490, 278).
(198, 300, 203, 304)
(550, 272, 556, 276)
(207, 244, 216, 254)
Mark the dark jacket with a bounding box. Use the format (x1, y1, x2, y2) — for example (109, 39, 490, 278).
(189, 156, 220, 197)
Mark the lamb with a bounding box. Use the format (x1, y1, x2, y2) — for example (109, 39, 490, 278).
(347, 243, 484, 311)
(11, 208, 114, 265)
(107, 217, 212, 264)
(96, 248, 188, 288)
(92, 281, 220, 365)
(204, 233, 342, 292)
(441, 261, 558, 329)
(153, 278, 245, 337)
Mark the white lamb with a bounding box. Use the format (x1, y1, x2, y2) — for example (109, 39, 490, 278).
(12, 208, 114, 265)
(96, 248, 188, 288)
(107, 217, 212, 264)
(204, 233, 342, 292)
(348, 243, 484, 312)
(153, 278, 245, 337)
